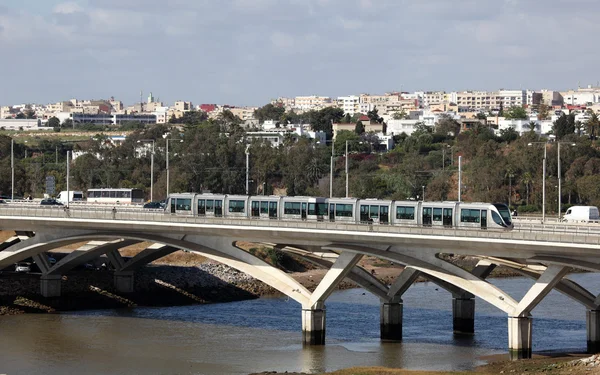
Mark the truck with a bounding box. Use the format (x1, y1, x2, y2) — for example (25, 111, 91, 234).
(55, 191, 84, 205)
(562, 206, 600, 223)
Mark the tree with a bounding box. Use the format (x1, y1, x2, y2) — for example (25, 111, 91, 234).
(435, 115, 460, 137)
(367, 106, 383, 124)
(554, 114, 576, 139)
(47, 117, 60, 131)
(355, 121, 365, 135)
(307, 107, 344, 139)
(585, 112, 600, 140)
(392, 110, 407, 120)
(343, 113, 352, 123)
(15, 112, 25, 119)
(62, 118, 73, 129)
(504, 106, 528, 120)
(499, 127, 519, 143)
(476, 112, 487, 120)
(537, 104, 550, 120)
(254, 104, 285, 123)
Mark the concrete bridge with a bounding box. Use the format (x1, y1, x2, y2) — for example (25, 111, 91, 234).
(1, 204, 600, 360)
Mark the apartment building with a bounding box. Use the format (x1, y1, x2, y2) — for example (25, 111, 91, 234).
(540, 90, 564, 107)
(455, 91, 498, 110)
(229, 106, 257, 121)
(173, 101, 193, 112)
(498, 89, 527, 108)
(338, 95, 360, 116)
(294, 96, 331, 110)
(561, 86, 600, 106)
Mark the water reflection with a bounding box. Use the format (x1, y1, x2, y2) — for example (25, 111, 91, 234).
(0, 273, 598, 374)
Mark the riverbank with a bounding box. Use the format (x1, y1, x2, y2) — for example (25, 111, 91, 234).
(249, 353, 600, 375)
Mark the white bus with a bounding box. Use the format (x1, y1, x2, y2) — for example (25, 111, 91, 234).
(86, 188, 145, 205)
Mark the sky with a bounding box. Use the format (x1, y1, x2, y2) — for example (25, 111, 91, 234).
(0, 0, 598, 107)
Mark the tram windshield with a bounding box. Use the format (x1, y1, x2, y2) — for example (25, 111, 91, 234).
(493, 204, 512, 225)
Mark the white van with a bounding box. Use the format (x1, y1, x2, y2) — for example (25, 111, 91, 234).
(55, 191, 84, 205)
(562, 206, 600, 223)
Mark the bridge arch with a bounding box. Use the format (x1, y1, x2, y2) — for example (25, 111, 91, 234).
(0, 231, 311, 306)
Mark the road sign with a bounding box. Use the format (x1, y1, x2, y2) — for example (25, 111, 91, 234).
(45, 176, 55, 195)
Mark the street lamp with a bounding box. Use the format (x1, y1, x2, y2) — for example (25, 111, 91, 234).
(345, 139, 363, 198)
(557, 142, 576, 220)
(165, 138, 183, 197)
(422, 185, 425, 201)
(11, 138, 14, 201)
(528, 142, 548, 223)
(245, 144, 250, 195)
(137, 139, 155, 202)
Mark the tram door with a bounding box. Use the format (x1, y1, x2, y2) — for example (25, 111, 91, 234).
(301, 203, 307, 220)
(422, 207, 432, 226)
(443, 208, 453, 227)
(170, 199, 176, 214)
(269, 202, 278, 218)
(329, 204, 335, 222)
(481, 210, 487, 229)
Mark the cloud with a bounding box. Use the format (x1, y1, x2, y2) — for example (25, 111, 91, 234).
(270, 31, 295, 49)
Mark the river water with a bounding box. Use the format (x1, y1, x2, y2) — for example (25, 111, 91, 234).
(0, 273, 598, 375)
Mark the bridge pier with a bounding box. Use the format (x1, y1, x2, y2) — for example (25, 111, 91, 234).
(114, 271, 135, 293)
(40, 275, 62, 298)
(453, 297, 475, 334)
(508, 316, 532, 360)
(380, 297, 403, 341)
(587, 310, 600, 353)
(302, 304, 326, 345)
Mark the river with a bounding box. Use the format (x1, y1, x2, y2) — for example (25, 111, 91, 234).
(0, 273, 598, 375)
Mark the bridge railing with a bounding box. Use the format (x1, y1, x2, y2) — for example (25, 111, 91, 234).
(1, 204, 600, 241)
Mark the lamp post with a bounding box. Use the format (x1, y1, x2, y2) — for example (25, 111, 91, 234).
(557, 142, 576, 220)
(166, 139, 183, 197)
(245, 144, 250, 195)
(422, 185, 425, 201)
(137, 139, 155, 202)
(316, 139, 335, 198)
(11, 138, 14, 201)
(345, 139, 363, 198)
(528, 142, 548, 223)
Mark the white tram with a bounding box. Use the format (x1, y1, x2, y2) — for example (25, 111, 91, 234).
(165, 193, 513, 230)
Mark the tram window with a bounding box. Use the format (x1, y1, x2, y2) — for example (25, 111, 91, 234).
(335, 204, 353, 217)
(396, 206, 415, 220)
(369, 205, 379, 219)
(206, 200, 214, 212)
(102, 191, 109, 198)
(229, 200, 245, 213)
(116, 191, 124, 198)
(460, 209, 481, 223)
(433, 208, 443, 221)
(380, 206, 389, 223)
(284, 202, 301, 215)
(360, 205, 369, 221)
(198, 200, 206, 215)
(124, 191, 131, 198)
(110, 191, 116, 198)
(269, 202, 278, 218)
(308, 203, 327, 216)
(260, 202, 268, 214)
(492, 211, 504, 227)
(176, 198, 191, 211)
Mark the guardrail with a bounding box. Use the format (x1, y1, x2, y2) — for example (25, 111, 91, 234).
(1, 205, 600, 242)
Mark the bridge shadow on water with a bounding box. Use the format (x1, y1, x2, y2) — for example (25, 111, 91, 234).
(68, 293, 588, 354)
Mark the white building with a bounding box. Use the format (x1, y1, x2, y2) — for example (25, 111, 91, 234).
(338, 95, 360, 116)
(498, 89, 527, 109)
(0, 119, 47, 131)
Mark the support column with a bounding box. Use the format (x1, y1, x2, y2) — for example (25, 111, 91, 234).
(587, 310, 600, 354)
(114, 271, 135, 293)
(380, 297, 403, 341)
(453, 297, 475, 334)
(508, 316, 532, 360)
(302, 304, 326, 345)
(40, 275, 62, 298)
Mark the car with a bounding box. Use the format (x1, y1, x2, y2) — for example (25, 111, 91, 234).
(0, 199, 6, 204)
(40, 199, 63, 206)
(143, 201, 163, 209)
(14, 262, 31, 273)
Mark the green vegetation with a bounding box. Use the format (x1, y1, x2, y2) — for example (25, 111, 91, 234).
(1, 107, 600, 215)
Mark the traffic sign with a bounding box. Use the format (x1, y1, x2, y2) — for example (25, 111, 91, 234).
(45, 176, 55, 195)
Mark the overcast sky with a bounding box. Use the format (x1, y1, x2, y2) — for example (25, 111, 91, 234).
(0, 0, 598, 107)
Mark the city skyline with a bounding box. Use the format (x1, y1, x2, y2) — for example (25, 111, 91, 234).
(1, 0, 598, 106)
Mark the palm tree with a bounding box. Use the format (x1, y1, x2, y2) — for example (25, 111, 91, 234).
(521, 172, 533, 205)
(585, 112, 599, 140)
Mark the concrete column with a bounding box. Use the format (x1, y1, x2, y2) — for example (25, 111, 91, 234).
(587, 310, 600, 354)
(302, 306, 326, 345)
(114, 271, 135, 294)
(380, 299, 403, 341)
(453, 298, 475, 334)
(508, 316, 532, 360)
(40, 275, 62, 298)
